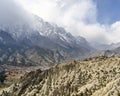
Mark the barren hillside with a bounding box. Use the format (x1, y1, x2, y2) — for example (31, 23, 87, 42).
(1, 56, 120, 96)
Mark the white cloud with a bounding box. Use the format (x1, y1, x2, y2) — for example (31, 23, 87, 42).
(108, 22, 120, 43)
(0, 0, 33, 27)
(10, 0, 120, 44)
(18, 0, 96, 24)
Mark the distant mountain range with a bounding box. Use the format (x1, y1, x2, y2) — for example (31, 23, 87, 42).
(91, 42, 120, 50)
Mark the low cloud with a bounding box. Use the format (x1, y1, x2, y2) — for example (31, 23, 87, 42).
(0, 0, 33, 27)
(18, 0, 120, 44)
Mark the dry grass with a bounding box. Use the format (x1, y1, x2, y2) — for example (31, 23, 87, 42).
(1, 56, 120, 96)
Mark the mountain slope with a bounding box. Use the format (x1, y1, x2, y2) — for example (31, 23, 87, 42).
(0, 10, 93, 53)
(0, 30, 16, 46)
(0, 14, 94, 60)
(0, 0, 94, 66)
(0, 29, 92, 67)
(0, 30, 65, 67)
(1, 56, 120, 96)
(0, 45, 64, 67)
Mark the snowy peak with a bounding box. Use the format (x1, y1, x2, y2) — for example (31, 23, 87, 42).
(33, 15, 91, 48)
(0, 1, 93, 59)
(0, 12, 92, 50)
(0, 0, 90, 49)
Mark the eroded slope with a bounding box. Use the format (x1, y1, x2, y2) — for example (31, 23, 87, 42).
(1, 56, 120, 96)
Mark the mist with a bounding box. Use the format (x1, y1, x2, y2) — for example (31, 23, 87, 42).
(0, 0, 33, 28)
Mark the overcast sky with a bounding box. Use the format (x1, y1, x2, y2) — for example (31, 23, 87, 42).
(1, 0, 120, 44)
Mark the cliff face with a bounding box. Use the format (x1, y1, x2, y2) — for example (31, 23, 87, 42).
(1, 56, 120, 96)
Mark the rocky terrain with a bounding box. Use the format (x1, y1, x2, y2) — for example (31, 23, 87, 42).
(89, 47, 120, 58)
(0, 43, 64, 67)
(0, 56, 120, 96)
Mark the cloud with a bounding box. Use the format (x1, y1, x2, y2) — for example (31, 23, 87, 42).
(18, 0, 99, 40)
(108, 22, 120, 43)
(0, 0, 33, 27)
(18, 0, 96, 24)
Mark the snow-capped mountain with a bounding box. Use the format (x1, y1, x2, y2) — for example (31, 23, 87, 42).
(0, 12, 93, 52)
(0, 0, 94, 67)
(33, 16, 93, 49)
(0, 0, 93, 54)
(0, 20, 92, 67)
(0, 15, 94, 60)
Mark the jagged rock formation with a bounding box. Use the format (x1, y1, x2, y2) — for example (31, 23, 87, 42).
(1, 56, 120, 96)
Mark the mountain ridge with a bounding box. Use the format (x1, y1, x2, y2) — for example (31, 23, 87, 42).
(1, 56, 120, 96)
(0, 14, 94, 67)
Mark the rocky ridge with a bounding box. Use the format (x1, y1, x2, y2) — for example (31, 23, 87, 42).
(1, 56, 120, 96)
